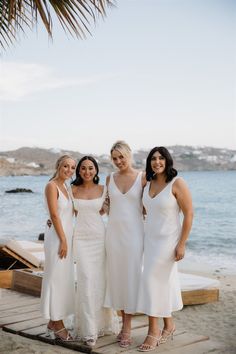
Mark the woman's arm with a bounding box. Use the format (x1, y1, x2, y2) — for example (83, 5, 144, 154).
(45, 182, 68, 259)
(141, 171, 147, 188)
(173, 178, 194, 262)
(99, 176, 110, 215)
(71, 185, 78, 216)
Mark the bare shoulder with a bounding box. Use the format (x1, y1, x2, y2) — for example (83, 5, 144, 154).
(173, 177, 190, 194)
(71, 184, 77, 196)
(98, 184, 105, 193)
(45, 181, 56, 192)
(45, 181, 58, 199)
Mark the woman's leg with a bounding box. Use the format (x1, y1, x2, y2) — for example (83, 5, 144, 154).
(160, 317, 176, 343)
(119, 313, 132, 347)
(138, 316, 162, 351)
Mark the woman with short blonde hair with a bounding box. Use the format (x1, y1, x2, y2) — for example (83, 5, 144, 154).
(104, 140, 146, 348)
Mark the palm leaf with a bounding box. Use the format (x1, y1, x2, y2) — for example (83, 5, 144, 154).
(0, 0, 115, 50)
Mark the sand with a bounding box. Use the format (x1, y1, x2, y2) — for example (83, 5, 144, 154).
(0, 266, 236, 354)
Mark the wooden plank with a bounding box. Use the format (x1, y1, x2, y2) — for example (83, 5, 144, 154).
(112, 331, 209, 354)
(90, 320, 148, 349)
(0, 270, 13, 288)
(12, 270, 42, 297)
(38, 333, 92, 353)
(0, 292, 33, 305)
(182, 288, 219, 305)
(0, 310, 41, 327)
(54, 338, 92, 353)
(0, 297, 39, 311)
(91, 328, 197, 354)
(19, 324, 46, 338)
(0, 303, 40, 318)
(3, 317, 48, 334)
(159, 339, 224, 354)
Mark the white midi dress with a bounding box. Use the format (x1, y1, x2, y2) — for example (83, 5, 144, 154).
(104, 172, 144, 314)
(40, 185, 75, 321)
(73, 188, 118, 341)
(136, 177, 183, 317)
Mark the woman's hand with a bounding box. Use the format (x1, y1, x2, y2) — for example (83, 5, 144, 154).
(59, 239, 68, 259)
(47, 219, 52, 228)
(101, 196, 110, 215)
(175, 243, 185, 262)
(99, 208, 105, 215)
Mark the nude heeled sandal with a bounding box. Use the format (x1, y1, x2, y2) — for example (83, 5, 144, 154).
(138, 334, 162, 352)
(119, 332, 132, 348)
(54, 327, 76, 342)
(159, 327, 176, 344)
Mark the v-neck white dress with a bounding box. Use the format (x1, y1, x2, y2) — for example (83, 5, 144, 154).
(136, 177, 183, 317)
(104, 172, 144, 314)
(40, 185, 75, 321)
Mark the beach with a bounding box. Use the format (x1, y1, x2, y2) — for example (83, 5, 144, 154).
(0, 265, 235, 354)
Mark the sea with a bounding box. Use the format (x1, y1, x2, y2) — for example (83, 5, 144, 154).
(0, 171, 235, 274)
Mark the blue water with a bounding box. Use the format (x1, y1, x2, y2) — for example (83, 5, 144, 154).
(0, 171, 235, 273)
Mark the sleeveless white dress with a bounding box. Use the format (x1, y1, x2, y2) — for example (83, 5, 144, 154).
(73, 187, 118, 341)
(104, 172, 144, 314)
(136, 177, 183, 317)
(40, 185, 75, 321)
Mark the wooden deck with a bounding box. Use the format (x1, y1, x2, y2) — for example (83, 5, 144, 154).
(0, 289, 222, 354)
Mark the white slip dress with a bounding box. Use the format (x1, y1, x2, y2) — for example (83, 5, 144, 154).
(73, 187, 119, 341)
(40, 185, 75, 321)
(104, 172, 144, 314)
(136, 177, 183, 317)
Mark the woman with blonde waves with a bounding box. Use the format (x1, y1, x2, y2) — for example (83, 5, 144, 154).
(40, 155, 76, 342)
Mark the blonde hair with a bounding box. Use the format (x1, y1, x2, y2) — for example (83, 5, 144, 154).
(50, 154, 75, 180)
(110, 140, 132, 160)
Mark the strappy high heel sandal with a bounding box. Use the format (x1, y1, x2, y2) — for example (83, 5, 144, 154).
(119, 332, 132, 348)
(54, 327, 76, 342)
(84, 338, 96, 347)
(138, 333, 162, 352)
(159, 327, 176, 344)
(45, 327, 55, 339)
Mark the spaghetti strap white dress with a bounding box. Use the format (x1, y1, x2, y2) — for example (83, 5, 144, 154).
(104, 172, 144, 314)
(136, 177, 183, 317)
(40, 185, 75, 321)
(73, 187, 118, 341)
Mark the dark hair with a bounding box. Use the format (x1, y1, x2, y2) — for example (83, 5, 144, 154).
(146, 147, 177, 182)
(71, 156, 100, 186)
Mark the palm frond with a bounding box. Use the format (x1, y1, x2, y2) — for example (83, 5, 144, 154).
(0, 0, 115, 50)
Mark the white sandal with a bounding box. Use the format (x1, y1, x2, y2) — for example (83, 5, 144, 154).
(138, 334, 162, 352)
(160, 327, 175, 344)
(54, 327, 76, 342)
(84, 338, 96, 347)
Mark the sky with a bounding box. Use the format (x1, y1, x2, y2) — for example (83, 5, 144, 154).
(0, 0, 235, 155)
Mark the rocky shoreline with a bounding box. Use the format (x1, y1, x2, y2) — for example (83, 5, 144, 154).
(0, 146, 235, 176)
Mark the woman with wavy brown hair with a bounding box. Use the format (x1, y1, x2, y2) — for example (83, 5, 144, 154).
(137, 147, 193, 352)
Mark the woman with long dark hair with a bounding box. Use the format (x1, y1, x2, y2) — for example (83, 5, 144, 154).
(137, 147, 193, 352)
(71, 156, 118, 347)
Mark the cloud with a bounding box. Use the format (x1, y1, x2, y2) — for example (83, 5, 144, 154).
(0, 61, 111, 101)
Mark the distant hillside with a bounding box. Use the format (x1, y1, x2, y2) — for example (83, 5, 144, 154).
(0, 146, 235, 176)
